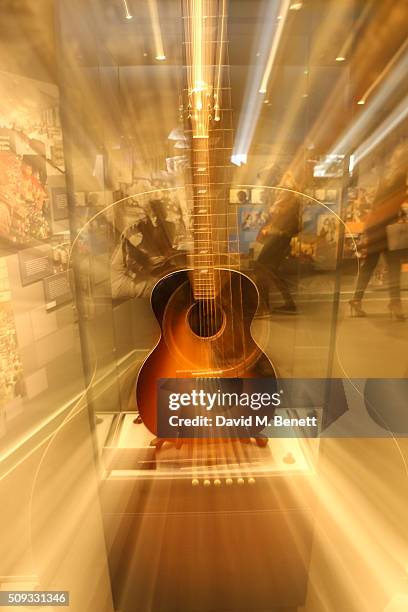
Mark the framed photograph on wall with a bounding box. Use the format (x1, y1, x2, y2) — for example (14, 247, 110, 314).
(229, 188, 251, 205)
(50, 186, 68, 220)
(18, 245, 54, 286)
(43, 270, 73, 311)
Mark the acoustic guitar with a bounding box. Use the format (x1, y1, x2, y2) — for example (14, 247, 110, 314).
(136, 0, 276, 437)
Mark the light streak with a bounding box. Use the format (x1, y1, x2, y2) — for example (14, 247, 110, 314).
(0, 346, 141, 480)
(358, 38, 408, 105)
(353, 93, 408, 165)
(323, 45, 408, 164)
(147, 0, 166, 61)
(232, 0, 286, 163)
(122, 0, 133, 20)
(231, 153, 247, 167)
(333, 2, 372, 70)
(259, 0, 291, 94)
(214, 0, 227, 122)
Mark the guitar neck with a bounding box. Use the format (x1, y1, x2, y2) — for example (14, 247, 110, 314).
(181, 0, 235, 299)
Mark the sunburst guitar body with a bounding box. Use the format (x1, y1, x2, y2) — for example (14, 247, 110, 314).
(136, 268, 276, 436)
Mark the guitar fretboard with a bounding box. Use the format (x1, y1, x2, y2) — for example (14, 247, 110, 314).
(182, 0, 235, 299)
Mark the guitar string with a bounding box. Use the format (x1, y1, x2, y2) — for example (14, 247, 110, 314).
(192, 0, 209, 444)
(217, 0, 233, 470)
(224, 38, 243, 469)
(215, 1, 243, 454)
(187, 3, 201, 466)
(205, 0, 213, 346)
(210, 0, 226, 432)
(204, 0, 212, 459)
(198, 0, 218, 446)
(188, 0, 204, 388)
(210, 0, 220, 442)
(217, 0, 244, 460)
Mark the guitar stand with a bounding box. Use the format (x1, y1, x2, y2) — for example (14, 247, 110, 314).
(149, 437, 184, 450)
(148, 436, 268, 449)
(241, 437, 269, 448)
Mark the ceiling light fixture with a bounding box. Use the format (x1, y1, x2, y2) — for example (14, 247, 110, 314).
(122, 0, 133, 20)
(259, 0, 291, 93)
(231, 153, 247, 167)
(148, 0, 166, 65)
(353, 93, 408, 166)
(233, 0, 288, 163)
(336, 56, 346, 62)
(358, 38, 408, 106)
(357, 99, 365, 105)
(289, 2, 303, 10)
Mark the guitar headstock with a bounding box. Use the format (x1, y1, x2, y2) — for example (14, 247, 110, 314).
(182, 0, 225, 138)
(188, 81, 214, 139)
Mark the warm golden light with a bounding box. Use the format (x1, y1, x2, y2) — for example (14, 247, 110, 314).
(358, 39, 408, 105)
(122, 0, 133, 20)
(258, 0, 291, 94)
(148, 0, 166, 65)
(183, 0, 225, 138)
(1, 2, 408, 610)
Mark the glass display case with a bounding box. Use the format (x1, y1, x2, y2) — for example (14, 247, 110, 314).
(1, 1, 407, 611)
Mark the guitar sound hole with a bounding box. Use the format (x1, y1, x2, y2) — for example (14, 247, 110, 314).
(188, 301, 224, 338)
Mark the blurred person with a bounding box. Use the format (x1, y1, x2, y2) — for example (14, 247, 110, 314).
(111, 224, 152, 299)
(149, 199, 176, 256)
(349, 141, 407, 320)
(111, 200, 186, 299)
(255, 171, 302, 314)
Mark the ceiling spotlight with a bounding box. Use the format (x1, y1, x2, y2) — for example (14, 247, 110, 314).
(259, 88, 267, 94)
(357, 99, 366, 105)
(289, 2, 303, 10)
(122, 0, 133, 19)
(336, 56, 346, 62)
(264, 99, 270, 104)
(231, 153, 247, 167)
(156, 55, 166, 61)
